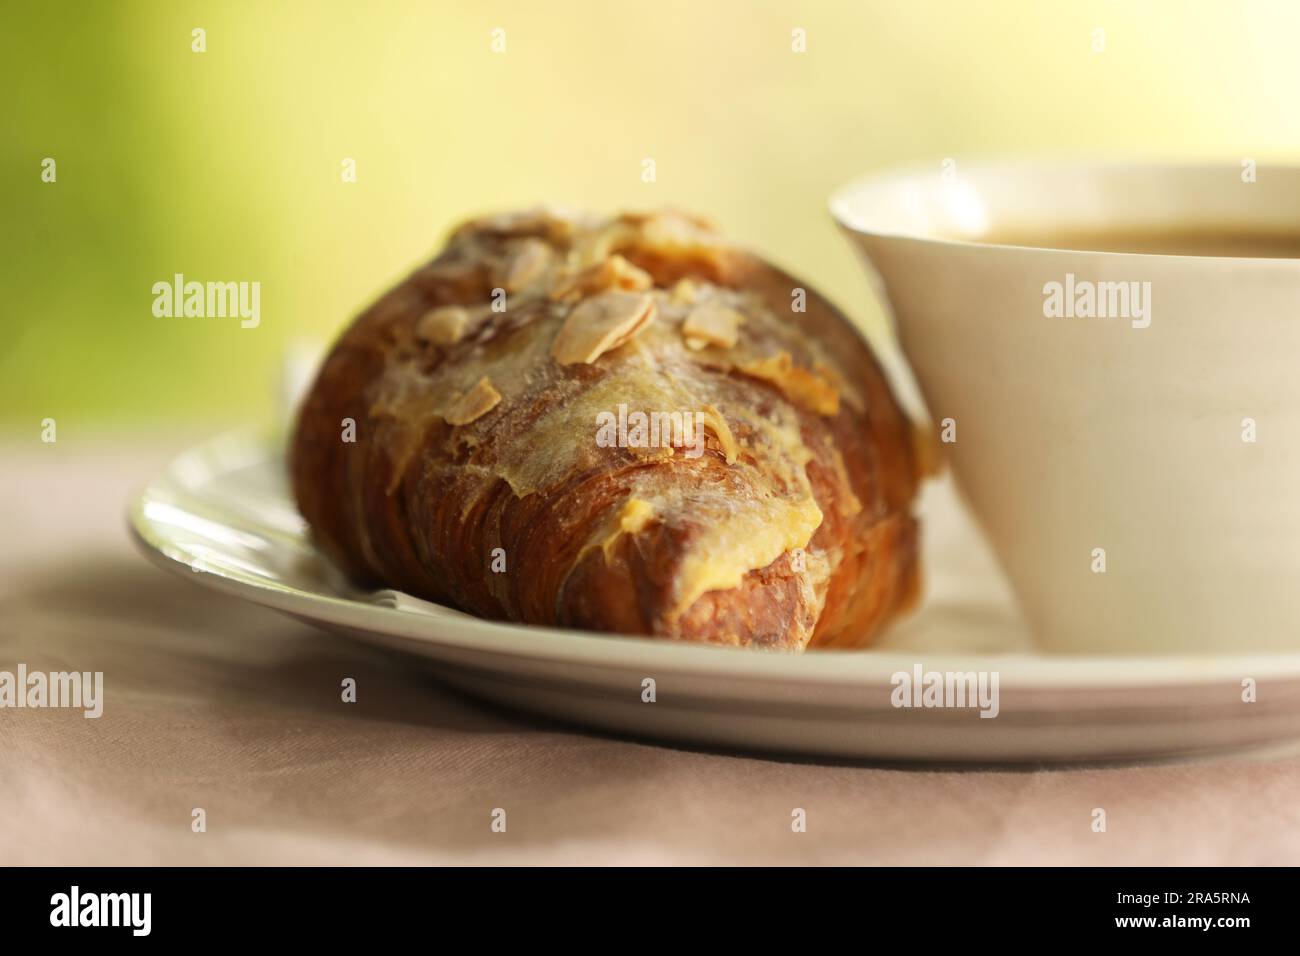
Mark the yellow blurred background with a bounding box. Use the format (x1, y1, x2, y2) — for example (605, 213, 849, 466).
(4, 0, 1300, 429)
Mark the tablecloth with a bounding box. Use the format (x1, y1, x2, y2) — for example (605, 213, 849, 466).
(3, 438, 1299, 866)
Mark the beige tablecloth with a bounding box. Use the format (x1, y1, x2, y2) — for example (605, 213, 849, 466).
(3, 437, 1300, 866)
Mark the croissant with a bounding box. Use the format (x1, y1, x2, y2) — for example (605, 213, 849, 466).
(291, 208, 921, 650)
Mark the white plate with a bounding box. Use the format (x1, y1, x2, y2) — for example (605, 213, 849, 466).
(128, 431, 1300, 762)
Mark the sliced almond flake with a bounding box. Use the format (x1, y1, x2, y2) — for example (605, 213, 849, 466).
(551, 291, 656, 365)
(498, 238, 554, 293)
(455, 206, 584, 244)
(681, 300, 745, 349)
(620, 209, 718, 232)
(637, 212, 723, 256)
(670, 277, 707, 305)
(739, 351, 840, 416)
(701, 404, 739, 464)
(443, 377, 502, 426)
(550, 254, 652, 302)
(415, 305, 469, 346)
(568, 221, 638, 271)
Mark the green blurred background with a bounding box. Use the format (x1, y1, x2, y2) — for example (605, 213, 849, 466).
(5, 0, 1300, 430)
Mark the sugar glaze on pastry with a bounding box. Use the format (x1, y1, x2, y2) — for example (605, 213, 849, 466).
(292, 208, 921, 650)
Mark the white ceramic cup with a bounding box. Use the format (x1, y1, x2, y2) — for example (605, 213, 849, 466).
(832, 161, 1300, 654)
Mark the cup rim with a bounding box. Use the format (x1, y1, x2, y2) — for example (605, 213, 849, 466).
(829, 158, 1300, 263)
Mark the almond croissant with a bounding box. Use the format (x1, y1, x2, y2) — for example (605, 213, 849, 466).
(291, 208, 921, 650)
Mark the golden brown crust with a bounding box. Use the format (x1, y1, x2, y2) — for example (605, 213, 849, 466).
(291, 208, 921, 650)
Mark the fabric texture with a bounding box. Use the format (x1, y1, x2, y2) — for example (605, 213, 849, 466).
(2, 439, 1298, 866)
